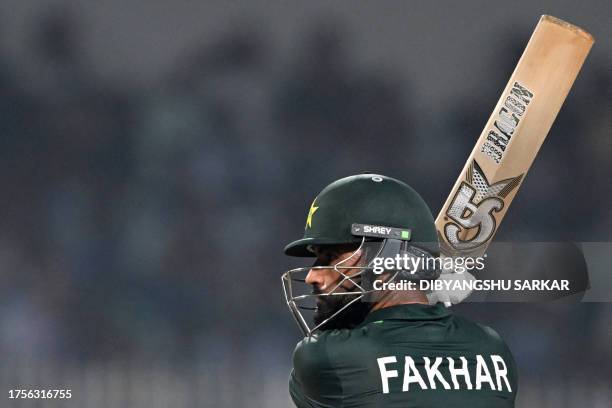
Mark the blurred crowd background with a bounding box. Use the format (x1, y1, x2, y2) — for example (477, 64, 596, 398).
(0, 1, 610, 406)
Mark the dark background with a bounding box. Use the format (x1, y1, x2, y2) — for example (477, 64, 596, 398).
(0, 1, 610, 406)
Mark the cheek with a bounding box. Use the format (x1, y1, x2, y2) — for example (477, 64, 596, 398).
(306, 268, 339, 288)
(322, 268, 344, 288)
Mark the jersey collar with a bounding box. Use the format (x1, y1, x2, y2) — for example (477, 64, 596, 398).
(362, 303, 450, 325)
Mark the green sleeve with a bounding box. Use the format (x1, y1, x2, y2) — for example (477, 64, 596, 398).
(289, 369, 332, 408)
(289, 334, 345, 407)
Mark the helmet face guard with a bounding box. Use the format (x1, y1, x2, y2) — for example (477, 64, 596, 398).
(282, 225, 441, 337)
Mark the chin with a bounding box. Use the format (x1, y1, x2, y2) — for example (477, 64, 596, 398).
(313, 297, 371, 331)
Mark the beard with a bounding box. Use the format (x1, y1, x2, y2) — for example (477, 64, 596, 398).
(312, 287, 372, 331)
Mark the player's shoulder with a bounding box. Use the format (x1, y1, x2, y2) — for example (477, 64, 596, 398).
(293, 327, 375, 371)
(452, 313, 513, 355)
(291, 329, 375, 405)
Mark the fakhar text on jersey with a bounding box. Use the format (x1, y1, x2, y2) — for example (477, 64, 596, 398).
(377, 354, 512, 394)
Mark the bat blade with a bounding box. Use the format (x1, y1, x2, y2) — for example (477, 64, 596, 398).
(436, 15, 594, 258)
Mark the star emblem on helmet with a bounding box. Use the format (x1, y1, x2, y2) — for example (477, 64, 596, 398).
(306, 200, 319, 229)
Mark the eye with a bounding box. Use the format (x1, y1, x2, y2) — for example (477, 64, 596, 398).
(313, 250, 335, 266)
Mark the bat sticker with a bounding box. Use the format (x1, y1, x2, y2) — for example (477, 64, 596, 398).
(480, 81, 534, 164)
(443, 161, 523, 251)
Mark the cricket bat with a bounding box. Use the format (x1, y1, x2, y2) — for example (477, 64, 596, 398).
(436, 15, 593, 258)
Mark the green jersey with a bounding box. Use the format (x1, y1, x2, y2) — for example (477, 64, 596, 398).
(289, 303, 517, 407)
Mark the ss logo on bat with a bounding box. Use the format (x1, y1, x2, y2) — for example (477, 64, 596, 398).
(444, 183, 503, 250)
(443, 161, 523, 251)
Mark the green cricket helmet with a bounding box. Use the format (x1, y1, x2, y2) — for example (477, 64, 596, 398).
(282, 173, 440, 336)
(284, 173, 440, 257)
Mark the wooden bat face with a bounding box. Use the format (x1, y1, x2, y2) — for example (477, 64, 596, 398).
(436, 15, 594, 258)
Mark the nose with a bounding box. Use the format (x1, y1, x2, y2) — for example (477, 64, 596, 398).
(305, 268, 326, 287)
